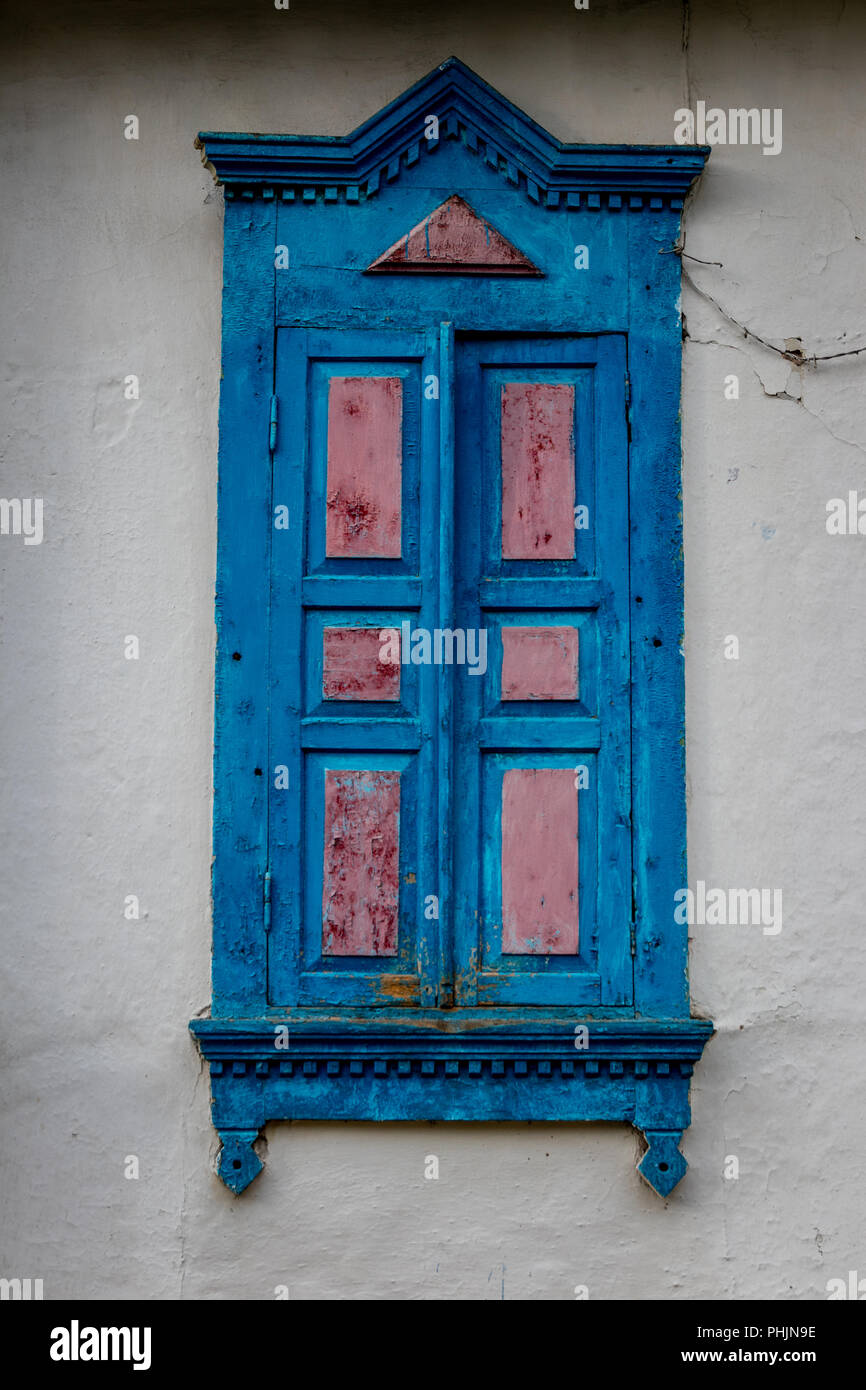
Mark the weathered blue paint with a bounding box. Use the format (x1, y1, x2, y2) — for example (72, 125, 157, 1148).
(210, 197, 274, 1018)
(193, 57, 713, 1197)
(191, 1016, 713, 1198)
(437, 323, 456, 1010)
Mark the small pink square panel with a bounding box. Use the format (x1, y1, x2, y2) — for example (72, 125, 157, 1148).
(322, 627, 401, 701)
(500, 626, 580, 701)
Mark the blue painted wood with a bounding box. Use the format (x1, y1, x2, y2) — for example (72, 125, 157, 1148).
(477, 717, 601, 750)
(193, 58, 713, 1196)
(211, 196, 275, 1017)
(627, 211, 693, 1020)
(437, 322, 456, 1008)
(196, 57, 708, 201)
(594, 335, 633, 1008)
(265, 327, 306, 1009)
(192, 1015, 712, 1194)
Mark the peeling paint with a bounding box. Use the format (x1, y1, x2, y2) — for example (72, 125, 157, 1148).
(322, 770, 401, 956)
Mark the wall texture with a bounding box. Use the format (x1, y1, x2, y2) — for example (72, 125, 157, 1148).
(1, 0, 864, 1299)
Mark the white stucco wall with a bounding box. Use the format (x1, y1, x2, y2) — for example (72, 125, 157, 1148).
(1, 0, 864, 1300)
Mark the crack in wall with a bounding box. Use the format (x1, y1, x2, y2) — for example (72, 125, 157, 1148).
(683, 329, 866, 457)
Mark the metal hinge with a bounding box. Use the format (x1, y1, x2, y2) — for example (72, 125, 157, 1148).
(269, 394, 278, 452)
(629, 922, 637, 957)
(263, 869, 272, 932)
(624, 373, 632, 442)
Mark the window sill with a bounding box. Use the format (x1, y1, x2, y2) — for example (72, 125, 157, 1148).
(190, 1015, 713, 1196)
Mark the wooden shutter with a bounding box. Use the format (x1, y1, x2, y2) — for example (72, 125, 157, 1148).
(268, 328, 631, 1011)
(452, 335, 633, 1006)
(268, 328, 441, 1007)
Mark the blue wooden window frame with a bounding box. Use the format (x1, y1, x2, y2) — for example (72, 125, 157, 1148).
(190, 58, 713, 1197)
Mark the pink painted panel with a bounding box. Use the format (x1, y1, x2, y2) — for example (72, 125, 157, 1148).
(501, 768, 579, 955)
(366, 195, 540, 275)
(326, 376, 402, 557)
(322, 769, 400, 957)
(322, 627, 401, 702)
(501, 626, 580, 701)
(501, 382, 575, 559)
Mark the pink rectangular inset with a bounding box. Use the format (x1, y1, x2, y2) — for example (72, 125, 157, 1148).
(322, 627, 401, 702)
(326, 376, 402, 557)
(501, 768, 578, 954)
(501, 382, 575, 559)
(322, 769, 400, 956)
(501, 626, 579, 701)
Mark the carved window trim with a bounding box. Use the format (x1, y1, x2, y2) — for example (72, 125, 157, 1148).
(191, 58, 713, 1197)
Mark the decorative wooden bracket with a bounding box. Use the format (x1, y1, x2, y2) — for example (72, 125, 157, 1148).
(216, 1129, 263, 1195)
(638, 1131, 689, 1197)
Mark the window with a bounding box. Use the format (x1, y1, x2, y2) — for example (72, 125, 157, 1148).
(191, 58, 713, 1197)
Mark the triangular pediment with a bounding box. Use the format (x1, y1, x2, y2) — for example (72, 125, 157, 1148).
(197, 58, 709, 210)
(365, 195, 541, 276)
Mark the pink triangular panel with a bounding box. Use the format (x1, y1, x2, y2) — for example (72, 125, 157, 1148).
(366, 195, 541, 275)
